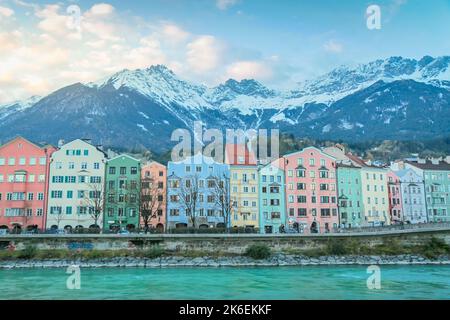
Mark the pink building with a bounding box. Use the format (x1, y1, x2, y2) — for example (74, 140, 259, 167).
(141, 161, 167, 231)
(283, 147, 339, 233)
(0, 137, 56, 233)
(387, 171, 403, 224)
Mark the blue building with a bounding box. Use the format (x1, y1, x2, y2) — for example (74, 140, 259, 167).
(167, 154, 230, 229)
(258, 159, 286, 233)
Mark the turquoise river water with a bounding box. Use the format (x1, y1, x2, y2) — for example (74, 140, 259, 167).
(0, 265, 449, 300)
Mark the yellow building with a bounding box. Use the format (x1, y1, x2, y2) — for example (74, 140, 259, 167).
(348, 155, 390, 226)
(230, 166, 259, 229)
(225, 144, 259, 230)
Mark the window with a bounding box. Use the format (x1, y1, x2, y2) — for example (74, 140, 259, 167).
(66, 207, 72, 215)
(309, 158, 315, 166)
(90, 176, 102, 184)
(27, 193, 34, 201)
(298, 208, 307, 216)
(68, 162, 75, 169)
(120, 167, 126, 175)
(38, 193, 44, 201)
(297, 195, 307, 203)
(67, 191, 73, 199)
(131, 167, 138, 175)
(52, 176, 64, 183)
(39, 157, 46, 165)
(94, 162, 100, 169)
(109, 167, 116, 174)
(8, 157, 15, 165)
(0, 158, 4, 165)
(81, 162, 88, 170)
(51, 191, 63, 199)
(320, 208, 331, 217)
(50, 207, 62, 215)
(36, 209, 43, 216)
(19, 157, 26, 165)
(296, 169, 305, 177)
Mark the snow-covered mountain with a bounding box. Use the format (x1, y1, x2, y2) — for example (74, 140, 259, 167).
(0, 96, 42, 121)
(0, 56, 449, 152)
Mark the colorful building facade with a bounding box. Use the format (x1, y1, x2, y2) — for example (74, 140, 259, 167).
(258, 159, 286, 233)
(395, 168, 427, 224)
(406, 160, 450, 222)
(0, 137, 55, 232)
(387, 171, 403, 224)
(284, 147, 339, 234)
(226, 144, 259, 230)
(104, 154, 141, 232)
(346, 155, 390, 227)
(336, 164, 364, 228)
(167, 154, 230, 229)
(46, 139, 107, 231)
(141, 161, 167, 231)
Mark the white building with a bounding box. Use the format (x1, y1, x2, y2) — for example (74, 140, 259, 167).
(395, 168, 428, 224)
(46, 139, 107, 230)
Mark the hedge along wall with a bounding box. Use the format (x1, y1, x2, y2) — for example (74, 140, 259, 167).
(1, 230, 450, 254)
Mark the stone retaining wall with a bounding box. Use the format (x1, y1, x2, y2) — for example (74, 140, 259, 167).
(1, 254, 449, 269)
(1, 228, 450, 253)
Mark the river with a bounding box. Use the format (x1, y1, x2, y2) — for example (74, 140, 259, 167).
(0, 265, 449, 300)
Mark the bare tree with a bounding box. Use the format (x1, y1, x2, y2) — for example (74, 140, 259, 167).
(140, 178, 163, 233)
(178, 175, 200, 228)
(83, 182, 104, 229)
(211, 174, 232, 232)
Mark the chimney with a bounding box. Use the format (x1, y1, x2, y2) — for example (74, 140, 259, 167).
(445, 156, 450, 164)
(418, 158, 426, 164)
(58, 139, 65, 148)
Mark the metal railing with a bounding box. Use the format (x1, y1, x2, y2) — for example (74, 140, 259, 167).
(333, 222, 450, 233)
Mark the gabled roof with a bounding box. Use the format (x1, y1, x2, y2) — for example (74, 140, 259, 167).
(283, 146, 336, 160)
(0, 136, 56, 151)
(107, 153, 141, 163)
(142, 160, 166, 168)
(57, 138, 107, 157)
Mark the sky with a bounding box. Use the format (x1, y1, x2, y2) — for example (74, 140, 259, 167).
(0, 0, 449, 103)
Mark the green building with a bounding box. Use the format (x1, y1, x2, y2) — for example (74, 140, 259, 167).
(104, 155, 141, 232)
(336, 164, 364, 228)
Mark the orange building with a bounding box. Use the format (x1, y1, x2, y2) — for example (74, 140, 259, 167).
(140, 161, 167, 231)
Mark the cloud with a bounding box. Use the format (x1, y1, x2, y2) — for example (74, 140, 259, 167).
(216, 0, 239, 10)
(162, 23, 190, 44)
(86, 3, 115, 16)
(226, 61, 273, 81)
(0, 6, 14, 17)
(323, 40, 343, 53)
(186, 35, 223, 73)
(0, 2, 275, 103)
